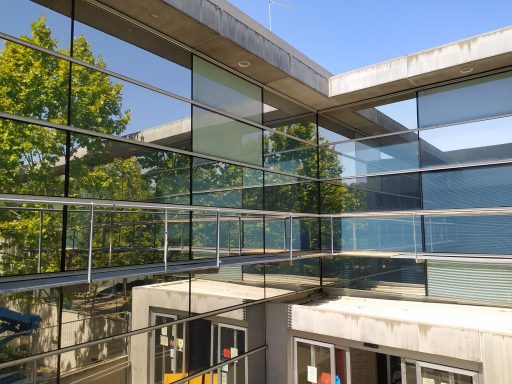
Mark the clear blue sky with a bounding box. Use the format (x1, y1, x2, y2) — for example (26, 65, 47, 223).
(228, 0, 512, 74)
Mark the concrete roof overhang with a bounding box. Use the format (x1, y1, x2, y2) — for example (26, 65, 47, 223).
(329, 26, 512, 106)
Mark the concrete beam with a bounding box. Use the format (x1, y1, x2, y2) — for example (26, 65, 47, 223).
(329, 26, 512, 104)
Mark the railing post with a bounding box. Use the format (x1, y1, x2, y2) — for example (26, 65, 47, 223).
(87, 203, 95, 283)
(412, 212, 418, 263)
(37, 210, 43, 274)
(216, 210, 221, 268)
(330, 215, 334, 255)
(289, 214, 293, 264)
(163, 209, 168, 273)
(109, 211, 113, 268)
(238, 215, 242, 256)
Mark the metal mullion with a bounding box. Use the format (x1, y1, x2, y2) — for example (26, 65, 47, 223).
(0, 112, 318, 183)
(0, 31, 317, 147)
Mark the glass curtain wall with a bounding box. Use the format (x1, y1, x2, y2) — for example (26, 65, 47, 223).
(319, 69, 512, 305)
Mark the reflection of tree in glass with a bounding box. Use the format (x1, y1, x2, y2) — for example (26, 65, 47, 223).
(0, 17, 184, 274)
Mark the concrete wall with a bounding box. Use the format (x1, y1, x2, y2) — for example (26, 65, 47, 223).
(265, 303, 289, 384)
(288, 298, 512, 384)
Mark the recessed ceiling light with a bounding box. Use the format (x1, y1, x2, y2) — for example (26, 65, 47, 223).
(150, 13, 159, 18)
(460, 66, 474, 74)
(238, 60, 251, 68)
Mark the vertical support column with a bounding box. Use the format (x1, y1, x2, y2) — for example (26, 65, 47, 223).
(216, 210, 221, 268)
(87, 203, 95, 283)
(38, 210, 43, 274)
(330, 215, 334, 255)
(289, 214, 293, 264)
(164, 209, 168, 273)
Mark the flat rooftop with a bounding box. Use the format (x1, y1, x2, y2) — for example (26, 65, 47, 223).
(298, 296, 512, 335)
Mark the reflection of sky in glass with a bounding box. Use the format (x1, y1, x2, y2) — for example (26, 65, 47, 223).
(375, 98, 418, 129)
(421, 115, 512, 152)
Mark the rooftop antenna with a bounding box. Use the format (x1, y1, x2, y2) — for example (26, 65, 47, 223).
(268, 0, 293, 31)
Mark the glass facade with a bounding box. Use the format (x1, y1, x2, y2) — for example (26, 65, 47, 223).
(0, 0, 511, 383)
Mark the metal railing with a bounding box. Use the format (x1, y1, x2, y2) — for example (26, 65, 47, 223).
(2, 193, 512, 285)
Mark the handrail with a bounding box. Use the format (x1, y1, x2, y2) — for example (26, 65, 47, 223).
(4, 193, 512, 284)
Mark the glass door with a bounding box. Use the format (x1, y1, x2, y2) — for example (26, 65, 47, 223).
(215, 323, 247, 384)
(294, 338, 335, 384)
(402, 359, 478, 384)
(151, 313, 186, 384)
(417, 362, 478, 384)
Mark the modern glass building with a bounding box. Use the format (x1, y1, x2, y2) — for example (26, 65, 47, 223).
(0, 0, 511, 383)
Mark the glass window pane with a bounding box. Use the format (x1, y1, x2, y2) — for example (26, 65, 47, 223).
(264, 130, 318, 178)
(0, 202, 62, 275)
(265, 258, 321, 292)
(322, 256, 425, 295)
(319, 143, 356, 179)
(69, 133, 190, 203)
(0, 0, 71, 54)
(420, 115, 512, 168)
(192, 159, 263, 209)
(423, 164, 512, 210)
(418, 71, 512, 128)
(192, 106, 262, 166)
(296, 341, 332, 384)
(374, 97, 418, 129)
(0, 119, 66, 197)
(318, 114, 356, 144)
(356, 173, 421, 211)
(193, 56, 261, 124)
(342, 217, 421, 253)
(421, 366, 474, 384)
(0, 40, 69, 125)
(355, 132, 419, 175)
(425, 215, 512, 255)
(74, 0, 191, 98)
(264, 174, 318, 213)
(320, 179, 359, 214)
(71, 64, 191, 150)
